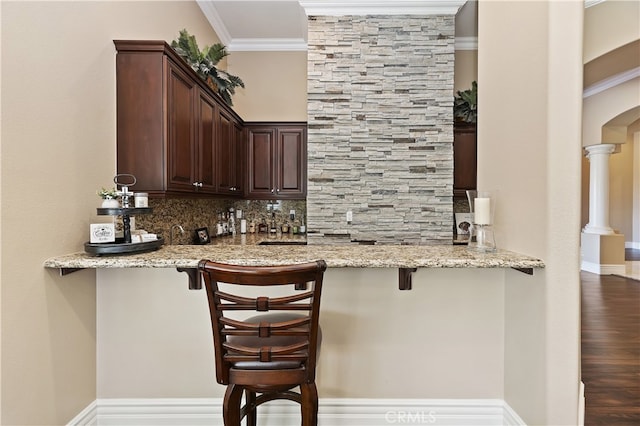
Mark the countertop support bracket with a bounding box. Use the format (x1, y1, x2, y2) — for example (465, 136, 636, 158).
(512, 267, 534, 275)
(59, 267, 84, 276)
(177, 267, 201, 290)
(399, 267, 418, 290)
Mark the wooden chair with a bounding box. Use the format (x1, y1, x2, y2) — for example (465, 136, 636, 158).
(198, 260, 327, 426)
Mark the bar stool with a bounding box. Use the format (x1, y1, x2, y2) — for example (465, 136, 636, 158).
(198, 260, 327, 426)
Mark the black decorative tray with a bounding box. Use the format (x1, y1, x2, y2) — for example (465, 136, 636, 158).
(84, 237, 164, 255)
(96, 207, 153, 216)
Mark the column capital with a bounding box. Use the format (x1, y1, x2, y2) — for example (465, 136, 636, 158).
(584, 143, 616, 158)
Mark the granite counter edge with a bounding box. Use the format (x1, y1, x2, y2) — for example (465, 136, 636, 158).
(43, 245, 545, 270)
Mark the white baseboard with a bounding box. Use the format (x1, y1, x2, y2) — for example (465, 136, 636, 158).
(625, 241, 640, 249)
(578, 381, 585, 426)
(581, 261, 626, 275)
(68, 398, 526, 426)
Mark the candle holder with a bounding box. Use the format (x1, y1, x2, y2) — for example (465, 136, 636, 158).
(466, 190, 497, 252)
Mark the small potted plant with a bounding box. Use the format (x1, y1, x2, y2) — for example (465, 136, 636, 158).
(97, 187, 119, 208)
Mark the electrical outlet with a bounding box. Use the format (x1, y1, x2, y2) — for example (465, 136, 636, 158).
(346, 210, 353, 223)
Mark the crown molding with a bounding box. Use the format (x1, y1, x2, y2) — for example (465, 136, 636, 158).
(299, 0, 466, 16)
(229, 38, 309, 52)
(585, 0, 606, 8)
(583, 66, 640, 98)
(455, 36, 477, 51)
(197, 0, 231, 46)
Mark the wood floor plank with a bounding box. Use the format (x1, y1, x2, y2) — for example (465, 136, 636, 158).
(581, 260, 640, 426)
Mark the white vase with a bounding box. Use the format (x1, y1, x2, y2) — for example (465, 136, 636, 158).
(101, 198, 120, 208)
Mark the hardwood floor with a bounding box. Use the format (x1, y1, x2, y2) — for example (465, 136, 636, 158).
(626, 248, 640, 261)
(581, 252, 640, 425)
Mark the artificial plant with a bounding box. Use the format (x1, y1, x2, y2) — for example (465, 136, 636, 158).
(454, 80, 477, 124)
(171, 29, 245, 106)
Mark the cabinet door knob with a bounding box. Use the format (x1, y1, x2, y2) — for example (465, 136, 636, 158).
(198, 182, 203, 187)
(192, 182, 199, 187)
(271, 189, 275, 193)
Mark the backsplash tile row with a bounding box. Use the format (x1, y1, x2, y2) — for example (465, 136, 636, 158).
(307, 14, 455, 245)
(135, 198, 306, 245)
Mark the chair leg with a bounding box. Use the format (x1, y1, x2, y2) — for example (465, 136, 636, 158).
(245, 390, 257, 426)
(300, 382, 318, 426)
(223, 384, 244, 426)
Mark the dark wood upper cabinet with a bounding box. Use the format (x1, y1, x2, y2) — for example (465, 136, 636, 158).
(166, 60, 197, 192)
(114, 40, 243, 197)
(197, 89, 217, 193)
(453, 122, 477, 198)
(246, 123, 306, 200)
(216, 108, 243, 195)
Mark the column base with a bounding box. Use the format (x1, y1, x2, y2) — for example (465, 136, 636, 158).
(582, 224, 615, 235)
(581, 232, 625, 275)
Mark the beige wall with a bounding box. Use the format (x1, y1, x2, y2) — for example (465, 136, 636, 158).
(229, 51, 308, 122)
(584, 0, 640, 63)
(454, 50, 478, 94)
(98, 268, 506, 399)
(479, 1, 582, 424)
(0, 1, 218, 424)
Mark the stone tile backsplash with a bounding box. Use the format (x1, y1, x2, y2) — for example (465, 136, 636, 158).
(134, 198, 306, 245)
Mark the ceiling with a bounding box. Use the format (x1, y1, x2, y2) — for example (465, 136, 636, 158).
(196, 0, 478, 52)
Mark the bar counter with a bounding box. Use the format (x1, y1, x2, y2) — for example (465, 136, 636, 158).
(44, 233, 544, 271)
(50, 234, 548, 414)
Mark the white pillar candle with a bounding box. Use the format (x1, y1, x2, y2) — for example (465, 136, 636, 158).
(474, 197, 491, 224)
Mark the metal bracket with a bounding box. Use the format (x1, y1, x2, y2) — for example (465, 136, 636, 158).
(399, 267, 418, 290)
(177, 267, 201, 290)
(59, 267, 84, 276)
(512, 267, 534, 275)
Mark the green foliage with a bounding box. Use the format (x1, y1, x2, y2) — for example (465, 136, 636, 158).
(171, 29, 245, 106)
(97, 187, 118, 199)
(454, 81, 477, 124)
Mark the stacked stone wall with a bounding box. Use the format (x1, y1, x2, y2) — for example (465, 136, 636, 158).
(307, 15, 455, 244)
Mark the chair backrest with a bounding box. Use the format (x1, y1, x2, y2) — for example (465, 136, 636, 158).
(198, 260, 327, 386)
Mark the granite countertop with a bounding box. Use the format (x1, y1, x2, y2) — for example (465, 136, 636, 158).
(43, 233, 545, 271)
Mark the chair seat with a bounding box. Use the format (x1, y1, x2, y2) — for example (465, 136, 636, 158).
(228, 313, 321, 371)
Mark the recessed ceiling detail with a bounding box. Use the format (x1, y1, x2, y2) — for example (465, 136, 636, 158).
(198, 0, 474, 52)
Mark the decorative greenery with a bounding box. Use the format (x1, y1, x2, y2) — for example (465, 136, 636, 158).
(171, 29, 245, 106)
(454, 80, 477, 124)
(97, 187, 118, 199)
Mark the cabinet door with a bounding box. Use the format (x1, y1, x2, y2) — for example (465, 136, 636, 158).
(453, 125, 477, 196)
(197, 89, 217, 193)
(166, 61, 196, 192)
(247, 127, 276, 198)
(276, 127, 306, 198)
(216, 108, 236, 194)
(232, 121, 244, 195)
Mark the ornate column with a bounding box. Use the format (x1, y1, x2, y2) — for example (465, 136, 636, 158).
(581, 143, 625, 275)
(583, 144, 616, 235)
